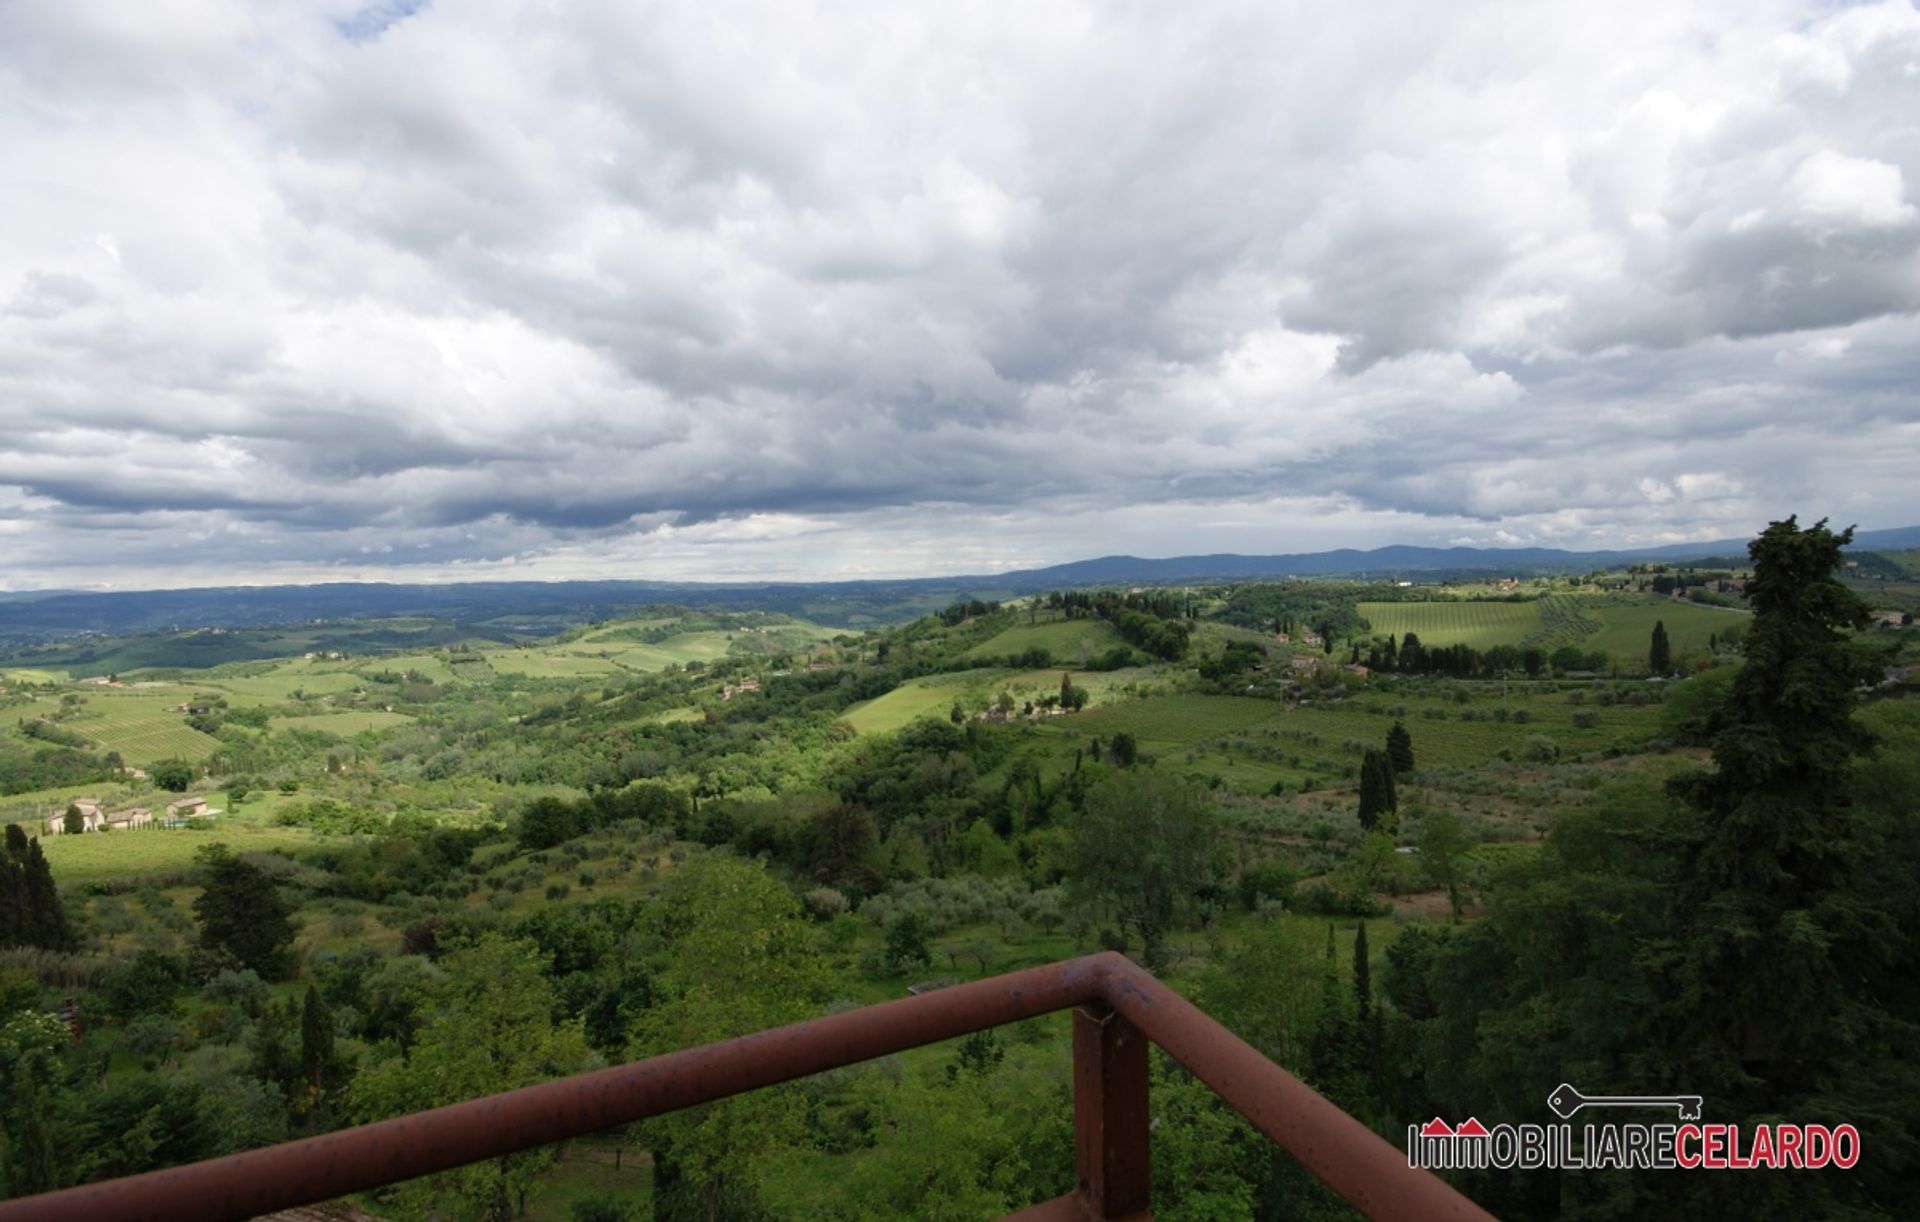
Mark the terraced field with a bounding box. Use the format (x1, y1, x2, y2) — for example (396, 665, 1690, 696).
(1355, 601, 1543, 649)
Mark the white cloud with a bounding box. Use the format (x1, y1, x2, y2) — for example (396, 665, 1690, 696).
(0, 0, 1917, 589)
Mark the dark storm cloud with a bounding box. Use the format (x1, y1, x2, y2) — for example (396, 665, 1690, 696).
(1, 0, 1918, 588)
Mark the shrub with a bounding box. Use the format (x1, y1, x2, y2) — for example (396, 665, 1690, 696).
(804, 888, 851, 922)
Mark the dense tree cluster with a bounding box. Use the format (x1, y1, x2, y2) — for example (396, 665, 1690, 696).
(1, 824, 73, 952)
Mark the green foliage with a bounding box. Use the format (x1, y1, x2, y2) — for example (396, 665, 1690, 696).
(352, 935, 596, 1219)
(1648, 618, 1672, 674)
(192, 844, 295, 979)
(1355, 749, 1395, 833)
(1384, 720, 1414, 775)
(1067, 771, 1227, 966)
(633, 856, 826, 1217)
(149, 759, 196, 792)
(884, 911, 933, 974)
(1, 830, 75, 952)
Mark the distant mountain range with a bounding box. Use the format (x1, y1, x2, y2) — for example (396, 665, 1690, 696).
(991, 524, 1920, 586)
(2, 525, 1914, 640)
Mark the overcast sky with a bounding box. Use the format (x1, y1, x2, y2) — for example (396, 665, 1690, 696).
(3, 0, 1918, 590)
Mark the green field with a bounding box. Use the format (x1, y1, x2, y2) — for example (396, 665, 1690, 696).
(1355, 601, 1543, 648)
(2, 668, 68, 684)
(1057, 694, 1288, 743)
(607, 631, 739, 672)
(211, 667, 364, 703)
(269, 710, 415, 736)
(369, 654, 461, 683)
(842, 672, 992, 734)
(40, 822, 321, 882)
(38, 696, 223, 765)
(962, 617, 1124, 662)
(1584, 600, 1749, 663)
(1284, 692, 1664, 769)
(484, 650, 626, 678)
(1355, 596, 1749, 668)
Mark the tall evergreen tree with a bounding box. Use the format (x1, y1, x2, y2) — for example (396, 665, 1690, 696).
(1668, 519, 1887, 1084)
(1352, 923, 1372, 1022)
(299, 984, 335, 1093)
(1356, 750, 1396, 832)
(192, 844, 294, 978)
(1385, 722, 1415, 775)
(1648, 619, 1672, 674)
(2, 829, 73, 952)
(1356, 753, 1384, 832)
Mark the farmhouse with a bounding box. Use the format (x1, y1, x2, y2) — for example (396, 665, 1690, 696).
(1289, 655, 1320, 672)
(106, 807, 153, 831)
(166, 796, 208, 820)
(720, 678, 761, 701)
(44, 798, 111, 836)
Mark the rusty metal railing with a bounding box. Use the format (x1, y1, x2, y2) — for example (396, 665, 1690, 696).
(0, 951, 1494, 1221)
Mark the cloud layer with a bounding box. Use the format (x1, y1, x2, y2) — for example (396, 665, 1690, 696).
(3, 0, 1918, 588)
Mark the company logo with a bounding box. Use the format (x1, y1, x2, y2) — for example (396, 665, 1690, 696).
(1407, 1084, 1861, 1171)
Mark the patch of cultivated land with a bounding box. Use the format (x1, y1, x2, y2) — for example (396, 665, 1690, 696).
(1355, 600, 1544, 649)
(269, 710, 416, 736)
(27, 693, 224, 765)
(1583, 599, 1749, 661)
(484, 649, 627, 678)
(41, 820, 320, 882)
(841, 671, 997, 734)
(210, 666, 365, 703)
(367, 653, 461, 683)
(962, 617, 1123, 662)
(1054, 694, 1288, 743)
(608, 631, 740, 671)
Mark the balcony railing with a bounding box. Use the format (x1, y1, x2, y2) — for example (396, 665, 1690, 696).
(0, 951, 1494, 1221)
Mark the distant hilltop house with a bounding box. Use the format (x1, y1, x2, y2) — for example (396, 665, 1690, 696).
(76, 676, 123, 687)
(720, 679, 761, 701)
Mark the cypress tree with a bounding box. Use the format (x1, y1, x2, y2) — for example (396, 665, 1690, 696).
(1351, 753, 1382, 830)
(1352, 922, 1372, 1022)
(1385, 721, 1415, 775)
(22, 840, 73, 952)
(300, 984, 335, 1096)
(1668, 518, 1886, 1085)
(1351, 749, 1397, 833)
(2, 830, 73, 952)
(1649, 619, 1672, 674)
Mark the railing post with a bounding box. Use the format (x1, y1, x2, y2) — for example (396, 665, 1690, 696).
(1073, 1001, 1151, 1219)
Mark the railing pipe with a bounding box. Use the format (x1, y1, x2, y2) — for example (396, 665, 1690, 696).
(0, 952, 1495, 1222)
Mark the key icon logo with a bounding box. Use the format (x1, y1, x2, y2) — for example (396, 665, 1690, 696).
(1548, 1083, 1703, 1121)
